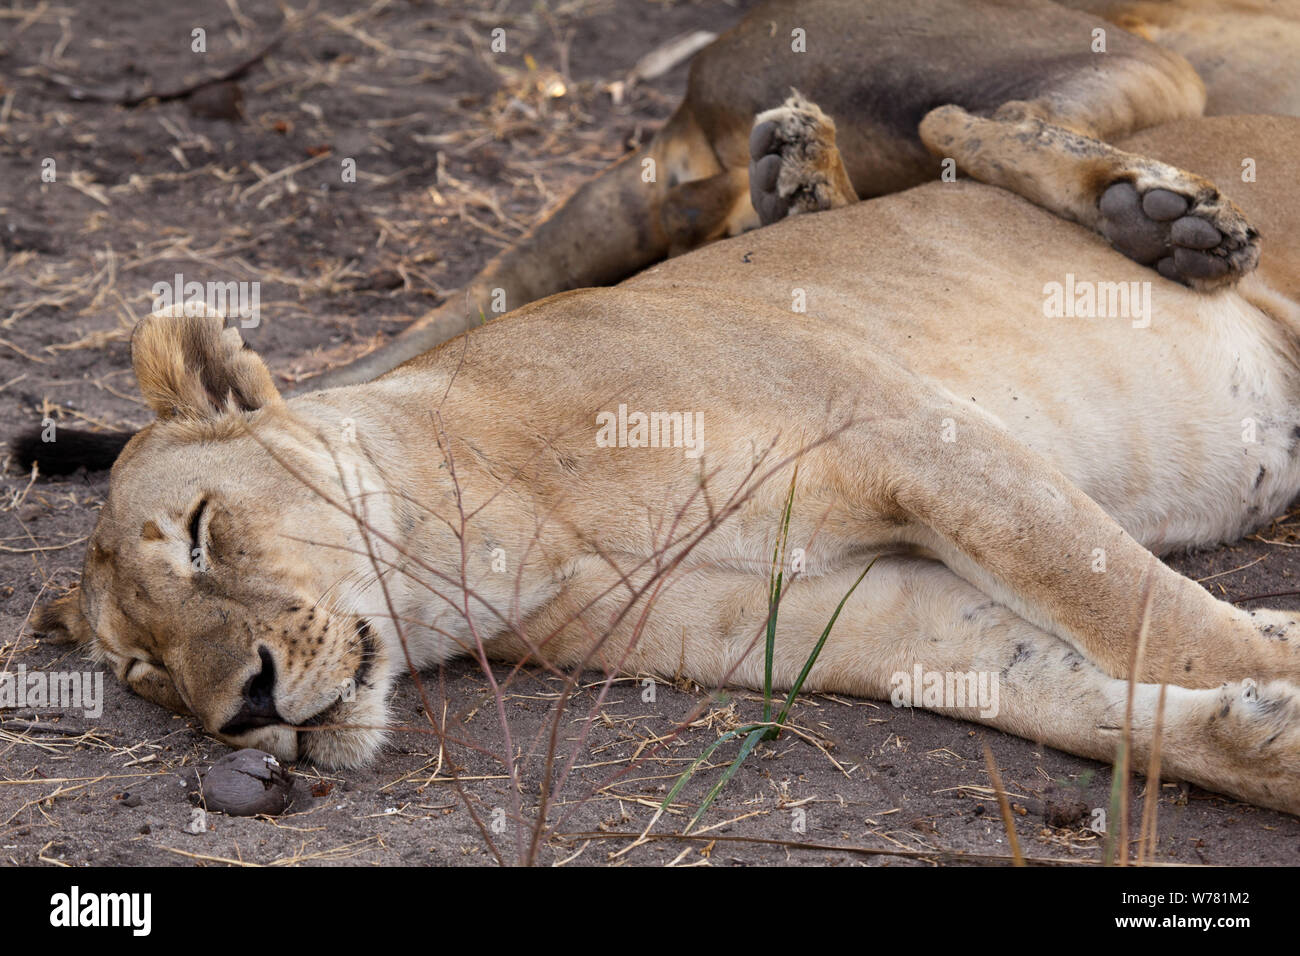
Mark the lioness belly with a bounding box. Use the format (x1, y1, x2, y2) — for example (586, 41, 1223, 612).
(621, 182, 1300, 550)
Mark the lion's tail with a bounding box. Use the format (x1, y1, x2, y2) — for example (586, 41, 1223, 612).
(9, 426, 133, 475)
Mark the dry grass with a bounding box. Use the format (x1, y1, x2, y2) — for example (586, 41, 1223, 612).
(0, 0, 644, 390)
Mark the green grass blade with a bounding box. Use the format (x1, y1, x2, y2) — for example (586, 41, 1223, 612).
(659, 726, 754, 812)
(667, 487, 875, 833)
(772, 557, 877, 731)
(685, 726, 768, 832)
(764, 568, 781, 725)
(764, 465, 799, 724)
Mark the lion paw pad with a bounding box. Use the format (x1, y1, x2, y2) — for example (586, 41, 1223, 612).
(749, 96, 851, 226)
(1099, 181, 1259, 287)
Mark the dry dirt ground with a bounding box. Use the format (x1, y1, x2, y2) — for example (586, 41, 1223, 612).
(1, 0, 1299, 868)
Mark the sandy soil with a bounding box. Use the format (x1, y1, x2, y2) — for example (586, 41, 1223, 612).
(2, 0, 1299, 867)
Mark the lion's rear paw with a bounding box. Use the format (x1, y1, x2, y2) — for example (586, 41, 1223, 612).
(1099, 180, 1259, 290)
(749, 93, 857, 226)
(1202, 679, 1300, 814)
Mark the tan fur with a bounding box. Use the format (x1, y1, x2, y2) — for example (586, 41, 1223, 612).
(39, 115, 1300, 815)
(751, 92, 858, 219)
(133, 303, 284, 420)
(300, 0, 1296, 391)
(1061, 0, 1300, 116)
(915, 103, 1261, 289)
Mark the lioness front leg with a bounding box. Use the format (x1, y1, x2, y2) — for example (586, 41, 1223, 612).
(748, 92, 859, 226)
(918, 103, 1260, 289)
(840, 402, 1300, 690)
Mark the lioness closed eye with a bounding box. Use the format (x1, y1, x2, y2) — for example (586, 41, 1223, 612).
(35, 113, 1300, 815)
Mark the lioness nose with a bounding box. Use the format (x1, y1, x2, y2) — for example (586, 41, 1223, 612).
(219, 647, 284, 735)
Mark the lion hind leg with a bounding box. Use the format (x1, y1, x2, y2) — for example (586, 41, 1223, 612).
(660, 166, 755, 255)
(294, 106, 724, 393)
(575, 556, 1300, 817)
(918, 103, 1260, 290)
(759, 559, 1300, 817)
(914, 577, 1300, 818)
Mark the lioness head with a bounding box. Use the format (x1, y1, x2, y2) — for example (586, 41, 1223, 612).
(36, 308, 397, 767)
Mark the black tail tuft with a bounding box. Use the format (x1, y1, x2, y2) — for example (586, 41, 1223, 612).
(8, 426, 133, 475)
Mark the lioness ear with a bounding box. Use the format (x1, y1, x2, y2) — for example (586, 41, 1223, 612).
(33, 590, 94, 647)
(132, 306, 282, 421)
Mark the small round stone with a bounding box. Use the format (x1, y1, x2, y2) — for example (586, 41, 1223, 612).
(185, 80, 244, 122)
(1043, 796, 1088, 829)
(201, 748, 293, 816)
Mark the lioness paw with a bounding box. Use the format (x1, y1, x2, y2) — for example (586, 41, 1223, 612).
(749, 92, 858, 226)
(1099, 178, 1259, 290)
(1202, 679, 1300, 814)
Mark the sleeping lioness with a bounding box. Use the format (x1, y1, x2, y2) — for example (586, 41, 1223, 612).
(36, 113, 1300, 815)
